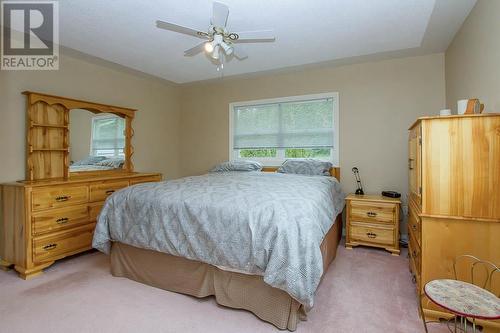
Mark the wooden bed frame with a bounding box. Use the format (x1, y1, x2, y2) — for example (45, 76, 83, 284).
(261, 166, 340, 180)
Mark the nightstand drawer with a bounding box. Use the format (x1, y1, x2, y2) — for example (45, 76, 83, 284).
(349, 222, 395, 245)
(350, 201, 396, 224)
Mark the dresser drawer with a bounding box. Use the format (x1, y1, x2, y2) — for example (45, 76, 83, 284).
(32, 185, 89, 211)
(349, 222, 395, 245)
(129, 175, 161, 186)
(32, 205, 89, 235)
(89, 202, 104, 221)
(350, 201, 396, 224)
(33, 224, 95, 264)
(89, 181, 129, 202)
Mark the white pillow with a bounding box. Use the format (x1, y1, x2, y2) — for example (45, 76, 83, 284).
(210, 160, 263, 172)
(277, 159, 332, 176)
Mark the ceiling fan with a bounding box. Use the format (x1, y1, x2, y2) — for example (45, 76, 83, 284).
(156, 2, 275, 70)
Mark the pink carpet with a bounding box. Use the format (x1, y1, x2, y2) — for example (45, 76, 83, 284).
(0, 241, 446, 333)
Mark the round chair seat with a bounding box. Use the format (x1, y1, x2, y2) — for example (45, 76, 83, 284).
(425, 279, 500, 320)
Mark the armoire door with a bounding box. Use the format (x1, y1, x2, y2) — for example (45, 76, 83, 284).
(408, 123, 421, 206)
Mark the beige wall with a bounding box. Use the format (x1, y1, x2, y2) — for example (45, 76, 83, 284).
(179, 53, 446, 234)
(0, 51, 182, 182)
(446, 0, 500, 113)
(179, 53, 446, 185)
(0, 46, 447, 238)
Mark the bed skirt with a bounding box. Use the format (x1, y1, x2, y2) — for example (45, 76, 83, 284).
(109, 215, 342, 331)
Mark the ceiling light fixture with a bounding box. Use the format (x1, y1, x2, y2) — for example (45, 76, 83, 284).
(212, 45, 220, 60)
(156, 1, 276, 71)
(204, 42, 214, 53)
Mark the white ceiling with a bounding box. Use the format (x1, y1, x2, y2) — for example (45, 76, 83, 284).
(59, 0, 476, 83)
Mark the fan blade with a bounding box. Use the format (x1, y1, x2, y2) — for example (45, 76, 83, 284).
(211, 2, 229, 28)
(184, 42, 207, 56)
(232, 45, 248, 60)
(156, 20, 207, 39)
(233, 30, 275, 43)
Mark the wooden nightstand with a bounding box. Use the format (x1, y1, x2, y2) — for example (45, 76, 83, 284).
(345, 194, 401, 255)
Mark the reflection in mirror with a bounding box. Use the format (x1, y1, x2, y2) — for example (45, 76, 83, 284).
(69, 109, 126, 172)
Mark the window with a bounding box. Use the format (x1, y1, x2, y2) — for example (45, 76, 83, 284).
(90, 115, 125, 157)
(229, 93, 339, 166)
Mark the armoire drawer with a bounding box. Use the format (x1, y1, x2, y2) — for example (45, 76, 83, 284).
(350, 201, 396, 224)
(32, 205, 89, 235)
(89, 181, 129, 202)
(32, 185, 89, 211)
(32, 224, 95, 264)
(408, 231, 421, 276)
(408, 208, 421, 246)
(349, 222, 395, 245)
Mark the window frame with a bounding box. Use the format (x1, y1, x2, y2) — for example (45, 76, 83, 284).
(229, 92, 339, 166)
(89, 114, 126, 158)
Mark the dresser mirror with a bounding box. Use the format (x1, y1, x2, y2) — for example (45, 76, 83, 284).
(69, 109, 126, 173)
(23, 91, 136, 180)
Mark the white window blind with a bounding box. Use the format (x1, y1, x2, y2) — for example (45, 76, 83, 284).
(230, 93, 338, 165)
(233, 98, 334, 149)
(90, 115, 125, 157)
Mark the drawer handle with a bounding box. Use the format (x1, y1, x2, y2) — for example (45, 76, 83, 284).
(366, 211, 377, 217)
(412, 224, 417, 231)
(105, 190, 115, 195)
(55, 195, 71, 202)
(43, 243, 57, 251)
(56, 217, 69, 224)
(408, 158, 414, 170)
(366, 232, 377, 239)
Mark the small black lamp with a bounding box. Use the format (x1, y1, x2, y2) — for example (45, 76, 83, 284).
(352, 167, 364, 195)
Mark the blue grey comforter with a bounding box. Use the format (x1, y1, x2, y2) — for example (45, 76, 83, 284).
(92, 172, 344, 308)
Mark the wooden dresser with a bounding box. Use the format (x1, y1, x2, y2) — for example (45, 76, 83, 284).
(408, 114, 500, 331)
(345, 194, 401, 255)
(0, 173, 161, 279)
(0, 92, 162, 279)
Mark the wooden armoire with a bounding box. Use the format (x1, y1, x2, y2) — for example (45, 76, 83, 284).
(408, 113, 500, 331)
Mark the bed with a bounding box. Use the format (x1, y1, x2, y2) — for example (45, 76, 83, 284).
(69, 164, 116, 172)
(93, 167, 344, 331)
(69, 156, 125, 172)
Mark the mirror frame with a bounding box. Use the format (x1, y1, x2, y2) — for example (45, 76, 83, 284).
(24, 91, 136, 180)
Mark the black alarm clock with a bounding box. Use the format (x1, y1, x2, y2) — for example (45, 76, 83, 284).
(381, 191, 401, 198)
